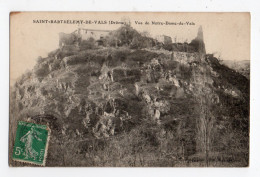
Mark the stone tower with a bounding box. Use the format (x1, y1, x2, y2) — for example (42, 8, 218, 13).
(196, 26, 206, 54)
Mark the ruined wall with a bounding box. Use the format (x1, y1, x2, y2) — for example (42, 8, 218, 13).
(80, 29, 110, 41)
(172, 51, 201, 64)
(156, 35, 172, 45)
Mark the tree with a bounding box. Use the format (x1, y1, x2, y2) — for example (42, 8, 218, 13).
(80, 37, 96, 49)
(196, 90, 216, 166)
(140, 31, 151, 38)
(192, 61, 217, 166)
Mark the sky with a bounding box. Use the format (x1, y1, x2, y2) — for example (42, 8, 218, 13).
(10, 12, 250, 85)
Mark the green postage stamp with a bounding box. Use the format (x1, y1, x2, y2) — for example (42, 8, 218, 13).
(12, 121, 50, 166)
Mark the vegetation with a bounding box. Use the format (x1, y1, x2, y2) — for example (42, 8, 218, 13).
(105, 25, 156, 49)
(9, 25, 249, 167)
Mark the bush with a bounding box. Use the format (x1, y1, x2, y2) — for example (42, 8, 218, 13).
(163, 44, 173, 51)
(50, 59, 61, 71)
(16, 71, 32, 85)
(34, 62, 50, 79)
(80, 37, 96, 50)
(106, 24, 155, 49)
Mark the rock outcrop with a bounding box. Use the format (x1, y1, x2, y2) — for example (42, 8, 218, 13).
(9, 26, 249, 167)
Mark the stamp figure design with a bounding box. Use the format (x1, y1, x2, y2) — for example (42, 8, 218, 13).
(12, 121, 50, 166)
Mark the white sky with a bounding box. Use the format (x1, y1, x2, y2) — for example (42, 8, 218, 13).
(10, 12, 250, 85)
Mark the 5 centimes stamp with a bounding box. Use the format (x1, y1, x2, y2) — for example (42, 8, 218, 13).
(12, 121, 50, 166)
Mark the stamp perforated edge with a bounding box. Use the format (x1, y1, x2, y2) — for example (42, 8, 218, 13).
(12, 121, 51, 166)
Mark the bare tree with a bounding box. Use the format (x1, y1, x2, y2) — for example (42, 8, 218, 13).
(192, 61, 216, 166)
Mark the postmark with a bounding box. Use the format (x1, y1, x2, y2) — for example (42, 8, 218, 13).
(12, 121, 50, 166)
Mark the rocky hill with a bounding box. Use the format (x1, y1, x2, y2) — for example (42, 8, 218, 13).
(9, 26, 249, 167)
(221, 60, 250, 79)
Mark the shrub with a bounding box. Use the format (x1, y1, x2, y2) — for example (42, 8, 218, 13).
(80, 37, 96, 50)
(106, 24, 155, 49)
(34, 62, 50, 79)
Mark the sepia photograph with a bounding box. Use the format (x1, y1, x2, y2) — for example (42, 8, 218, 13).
(9, 12, 250, 167)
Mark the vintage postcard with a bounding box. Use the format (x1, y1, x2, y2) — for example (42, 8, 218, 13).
(9, 12, 250, 167)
